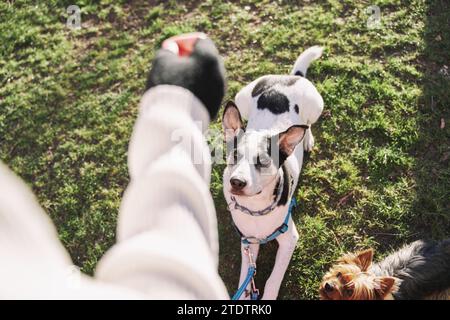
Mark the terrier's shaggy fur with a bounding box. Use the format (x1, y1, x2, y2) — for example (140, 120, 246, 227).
(320, 239, 450, 300)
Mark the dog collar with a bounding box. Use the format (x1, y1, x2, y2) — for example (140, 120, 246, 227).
(227, 169, 284, 216)
(239, 197, 297, 245)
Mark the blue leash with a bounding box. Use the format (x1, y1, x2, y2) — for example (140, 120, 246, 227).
(231, 265, 257, 300)
(231, 198, 297, 300)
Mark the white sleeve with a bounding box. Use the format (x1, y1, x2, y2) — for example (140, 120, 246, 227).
(0, 162, 143, 299)
(0, 85, 227, 299)
(95, 85, 228, 299)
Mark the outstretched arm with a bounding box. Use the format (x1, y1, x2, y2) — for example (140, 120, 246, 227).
(0, 34, 227, 299)
(95, 35, 228, 299)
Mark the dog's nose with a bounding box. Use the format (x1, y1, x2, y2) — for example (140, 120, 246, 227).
(230, 178, 247, 190)
(324, 282, 334, 292)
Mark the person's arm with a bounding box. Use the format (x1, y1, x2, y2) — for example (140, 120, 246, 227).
(95, 36, 229, 299)
(0, 162, 143, 299)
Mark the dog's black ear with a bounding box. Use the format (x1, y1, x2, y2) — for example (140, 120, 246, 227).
(278, 125, 308, 157)
(222, 101, 243, 141)
(355, 249, 374, 271)
(375, 277, 397, 299)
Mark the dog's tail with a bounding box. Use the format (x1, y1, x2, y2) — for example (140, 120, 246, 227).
(290, 46, 323, 77)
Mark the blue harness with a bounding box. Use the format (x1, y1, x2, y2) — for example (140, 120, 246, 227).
(231, 198, 297, 300)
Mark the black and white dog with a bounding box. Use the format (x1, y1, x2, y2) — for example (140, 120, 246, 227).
(222, 46, 324, 299)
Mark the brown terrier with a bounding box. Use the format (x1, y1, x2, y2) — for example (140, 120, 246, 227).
(319, 240, 450, 300)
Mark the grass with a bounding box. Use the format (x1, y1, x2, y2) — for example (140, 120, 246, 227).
(0, 0, 448, 299)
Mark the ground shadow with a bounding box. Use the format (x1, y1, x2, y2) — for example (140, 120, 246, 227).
(406, 0, 449, 240)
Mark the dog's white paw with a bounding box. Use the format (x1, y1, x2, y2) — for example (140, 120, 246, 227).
(303, 128, 314, 152)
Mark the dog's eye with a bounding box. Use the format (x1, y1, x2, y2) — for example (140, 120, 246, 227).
(344, 288, 353, 297)
(336, 272, 342, 278)
(256, 155, 271, 168)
